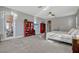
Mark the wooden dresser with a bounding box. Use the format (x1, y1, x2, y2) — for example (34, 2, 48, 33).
(72, 36, 79, 53)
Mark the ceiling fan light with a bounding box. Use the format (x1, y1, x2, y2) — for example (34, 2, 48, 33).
(51, 14, 55, 16)
(42, 6, 49, 11)
(49, 12, 52, 14)
(38, 6, 43, 8)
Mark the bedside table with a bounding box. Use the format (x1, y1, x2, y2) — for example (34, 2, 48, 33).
(72, 38, 79, 53)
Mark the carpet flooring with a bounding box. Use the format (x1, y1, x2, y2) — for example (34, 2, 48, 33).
(0, 35, 72, 53)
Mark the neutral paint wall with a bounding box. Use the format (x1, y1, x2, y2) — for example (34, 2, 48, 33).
(14, 10, 34, 36)
(47, 15, 76, 32)
(0, 7, 5, 39)
(0, 6, 45, 40)
(76, 9, 79, 28)
(34, 17, 45, 34)
(15, 11, 45, 36)
(0, 13, 3, 34)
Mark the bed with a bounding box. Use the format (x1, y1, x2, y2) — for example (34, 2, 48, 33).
(46, 28, 79, 44)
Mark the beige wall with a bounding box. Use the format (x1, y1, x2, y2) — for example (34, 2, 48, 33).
(0, 6, 46, 39)
(47, 15, 76, 32)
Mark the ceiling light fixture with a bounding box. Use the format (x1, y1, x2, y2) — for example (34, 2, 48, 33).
(38, 6, 43, 8)
(48, 12, 55, 16)
(42, 6, 49, 11)
(48, 12, 55, 18)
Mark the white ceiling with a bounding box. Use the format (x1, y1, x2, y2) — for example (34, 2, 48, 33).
(6, 6, 79, 19)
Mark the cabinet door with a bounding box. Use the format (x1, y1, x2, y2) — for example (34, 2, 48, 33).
(40, 23, 46, 33)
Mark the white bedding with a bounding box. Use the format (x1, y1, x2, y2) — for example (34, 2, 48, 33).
(46, 28, 79, 44)
(46, 31, 72, 43)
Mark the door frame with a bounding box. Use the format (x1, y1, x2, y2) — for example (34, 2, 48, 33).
(3, 12, 16, 40)
(47, 20, 52, 32)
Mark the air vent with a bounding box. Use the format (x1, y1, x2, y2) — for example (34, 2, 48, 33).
(38, 6, 43, 8)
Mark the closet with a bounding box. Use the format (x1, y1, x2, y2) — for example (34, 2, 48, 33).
(24, 19, 35, 37)
(40, 23, 46, 33)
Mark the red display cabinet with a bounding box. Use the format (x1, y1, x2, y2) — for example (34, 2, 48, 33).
(24, 20, 35, 37)
(40, 23, 46, 33)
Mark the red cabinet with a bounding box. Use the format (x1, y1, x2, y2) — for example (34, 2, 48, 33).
(24, 20, 35, 37)
(40, 23, 46, 33)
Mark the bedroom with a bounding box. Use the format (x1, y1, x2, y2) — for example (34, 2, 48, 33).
(0, 6, 79, 53)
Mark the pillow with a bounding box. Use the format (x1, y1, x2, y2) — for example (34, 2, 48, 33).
(70, 30, 78, 35)
(68, 28, 76, 35)
(68, 28, 79, 36)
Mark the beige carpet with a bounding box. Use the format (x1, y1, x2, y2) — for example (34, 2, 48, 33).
(0, 35, 72, 53)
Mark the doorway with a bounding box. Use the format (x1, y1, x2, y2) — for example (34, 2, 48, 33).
(5, 15, 14, 37)
(4, 11, 17, 39)
(47, 20, 52, 32)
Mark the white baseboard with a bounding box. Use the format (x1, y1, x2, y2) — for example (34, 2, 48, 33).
(15, 35, 24, 39)
(1, 35, 24, 41)
(1, 37, 14, 41)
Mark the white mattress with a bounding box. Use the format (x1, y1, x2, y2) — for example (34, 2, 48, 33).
(46, 31, 72, 43)
(47, 31, 66, 34)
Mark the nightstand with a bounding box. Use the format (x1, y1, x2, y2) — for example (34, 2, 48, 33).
(72, 36, 79, 53)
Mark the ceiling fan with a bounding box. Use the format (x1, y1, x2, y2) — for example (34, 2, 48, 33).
(48, 12, 55, 16)
(47, 12, 55, 18)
